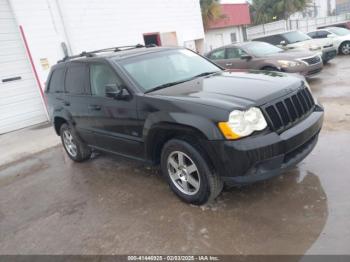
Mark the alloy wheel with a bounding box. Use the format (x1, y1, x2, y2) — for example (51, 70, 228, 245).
(167, 151, 200, 195)
(342, 43, 350, 55)
(63, 130, 78, 157)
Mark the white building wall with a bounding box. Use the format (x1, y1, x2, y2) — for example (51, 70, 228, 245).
(57, 0, 204, 54)
(9, 0, 68, 87)
(8, 0, 205, 85)
(205, 26, 243, 52)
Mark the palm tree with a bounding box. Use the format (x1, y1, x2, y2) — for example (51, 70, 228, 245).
(200, 0, 223, 31)
(251, 0, 312, 24)
(274, 0, 312, 20)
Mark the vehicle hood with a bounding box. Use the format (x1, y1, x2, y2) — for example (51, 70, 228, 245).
(147, 71, 304, 111)
(265, 50, 317, 60)
(288, 39, 333, 50)
(337, 34, 350, 41)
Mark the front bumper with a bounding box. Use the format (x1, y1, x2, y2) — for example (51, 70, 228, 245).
(322, 47, 337, 62)
(206, 106, 324, 186)
(283, 62, 323, 77)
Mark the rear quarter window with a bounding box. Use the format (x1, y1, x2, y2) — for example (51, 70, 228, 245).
(47, 68, 65, 93)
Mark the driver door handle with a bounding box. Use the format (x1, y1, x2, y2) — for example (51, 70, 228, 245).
(88, 105, 101, 111)
(226, 63, 233, 66)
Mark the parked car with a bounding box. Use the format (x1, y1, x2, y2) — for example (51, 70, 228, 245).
(308, 27, 350, 55)
(45, 45, 324, 205)
(318, 21, 350, 30)
(253, 30, 337, 63)
(205, 41, 323, 77)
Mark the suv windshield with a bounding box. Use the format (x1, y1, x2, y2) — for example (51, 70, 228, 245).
(244, 42, 283, 56)
(282, 31, 311, 44)
(118, 49, 220, 92)
(328, 27, 350, 36)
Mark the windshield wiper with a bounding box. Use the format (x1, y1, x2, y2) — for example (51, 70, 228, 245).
(144, 79, 191, 93)
(192, 71, 219, 78)
(144, 71, 219, 94)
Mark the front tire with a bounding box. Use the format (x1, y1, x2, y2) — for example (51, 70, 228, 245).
(161, 139, 223, 205)
(60, 123, 91, 162)
(339, 41, 350, 55)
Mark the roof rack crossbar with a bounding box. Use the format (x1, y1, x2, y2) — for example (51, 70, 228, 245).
(58, 43, 150, 63)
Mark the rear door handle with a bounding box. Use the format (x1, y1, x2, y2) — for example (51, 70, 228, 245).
(226, 63, 233, 66)
(63, 101, 70, 106)
(89, 105, 101, 111)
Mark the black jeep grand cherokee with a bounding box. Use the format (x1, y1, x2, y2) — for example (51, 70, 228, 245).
(45, 45, 324, 205)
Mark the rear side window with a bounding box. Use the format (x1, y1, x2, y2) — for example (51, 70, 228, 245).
(48, 68, 65, 93)
(65, 63, 90, 95)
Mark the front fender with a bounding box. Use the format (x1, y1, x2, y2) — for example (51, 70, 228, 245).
(143, 111, 224, 141)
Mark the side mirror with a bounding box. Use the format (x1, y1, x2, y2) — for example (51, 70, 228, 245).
(280, 40, 288, 46)
(105, 84, 129, 100)
(241, 54, 253, 61)
(327, 34, 336, 38)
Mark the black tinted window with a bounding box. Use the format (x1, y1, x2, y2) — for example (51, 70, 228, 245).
(65, 63, 89, 95)
(48, 68, 65, 93)
(255, 35, 285, 45)
(308, 32, 317, 38)
(317, 31, 330, 38)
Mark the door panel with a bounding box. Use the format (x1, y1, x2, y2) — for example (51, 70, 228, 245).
(224, 47, 252, 69)
(63, 62, 95, 144)
(88, 63, 143, 158)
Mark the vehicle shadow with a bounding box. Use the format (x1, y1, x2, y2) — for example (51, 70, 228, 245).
(0, 147, 328, 255)
(68, 151, 328, 255)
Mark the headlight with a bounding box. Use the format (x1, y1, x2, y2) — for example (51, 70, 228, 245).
(218, 107, 268, 140)
(277, 60, 302, 68)
(309, 45, 321, 51)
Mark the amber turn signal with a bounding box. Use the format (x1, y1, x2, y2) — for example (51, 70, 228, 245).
(218, 122, 241, 140)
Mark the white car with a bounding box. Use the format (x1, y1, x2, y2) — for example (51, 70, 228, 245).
(253, 30, 337, 63)
(308, 27, 350, 55)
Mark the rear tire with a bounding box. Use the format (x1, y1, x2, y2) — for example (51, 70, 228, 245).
(60, 123, 91, 162)
(161, 139, 223, 205)
(339, 41, 350, 55)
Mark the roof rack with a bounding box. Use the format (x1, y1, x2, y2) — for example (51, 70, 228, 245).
(58, 44, 156, 63)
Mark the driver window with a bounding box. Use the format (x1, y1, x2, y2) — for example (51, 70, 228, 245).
(226, 48, 247, 59)
(90, 64, 122, 97)
(209, 49, 225, 60)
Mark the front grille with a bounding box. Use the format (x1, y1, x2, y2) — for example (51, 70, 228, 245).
(302, 56, 321, 65)
(263, 86, 315, 132)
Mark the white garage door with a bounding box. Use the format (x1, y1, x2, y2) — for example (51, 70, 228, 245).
(0, 0, 47, 134)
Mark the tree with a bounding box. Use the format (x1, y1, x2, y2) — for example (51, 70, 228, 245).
(251, 0, 312, 25)
(200, 0, 223, 31)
